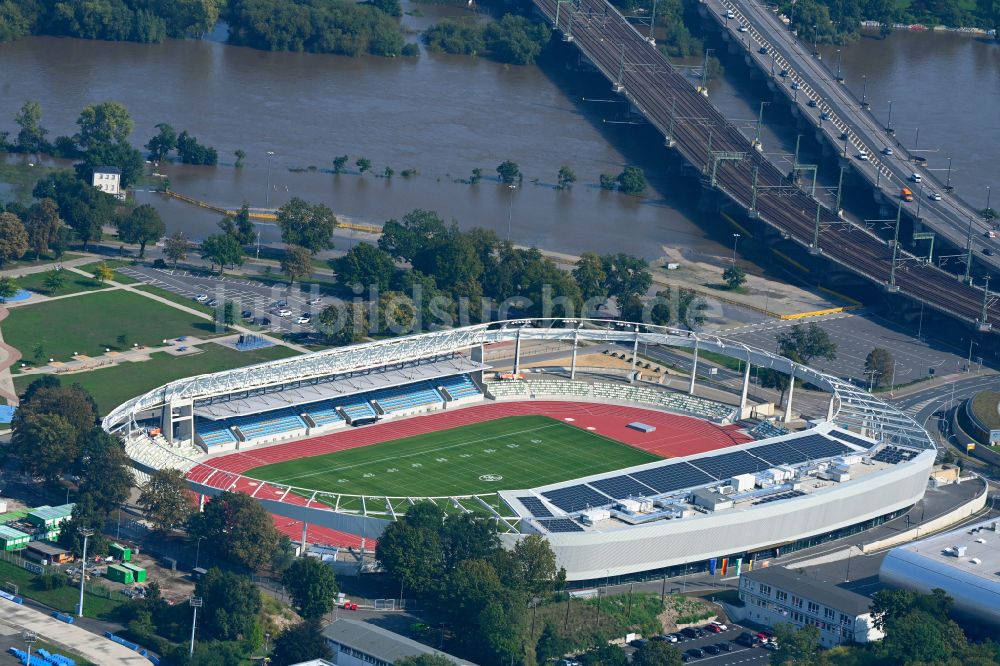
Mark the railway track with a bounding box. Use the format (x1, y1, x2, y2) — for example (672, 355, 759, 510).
(535, 0, 999, 329)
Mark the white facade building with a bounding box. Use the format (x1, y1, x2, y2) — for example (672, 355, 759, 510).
(92, 166, 124, 199)
(739, 566, 884, 647)
(321, 619, 473, 666)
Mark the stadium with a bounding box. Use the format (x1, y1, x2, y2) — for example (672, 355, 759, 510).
(101, 320, 936, 584)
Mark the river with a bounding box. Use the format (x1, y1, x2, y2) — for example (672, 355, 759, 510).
(1, 13, 996, 263)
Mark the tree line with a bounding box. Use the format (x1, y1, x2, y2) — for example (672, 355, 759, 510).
(423, 14, 551, 65)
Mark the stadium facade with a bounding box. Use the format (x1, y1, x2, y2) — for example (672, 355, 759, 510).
(103, 320, 936, 582)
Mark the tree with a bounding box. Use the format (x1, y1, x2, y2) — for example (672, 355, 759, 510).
(333, 243, 395, 290)
(0, 276, 17, 302)
(139, 468, 195, 532)
(484, 14, 551, 65)
(271, 620, 333, 666)
(282, 556, 339, 619)
(188, 491, 282, 571)
(0, 212, 29, 266)
(356, 157, 372, 173)
(556, 165, 576, 190)
(16, 383, 97, 435)
(33, 171, 116, 249)
(396, 656, 455, 666)
(280, 245, 312, 284)
(10, 413, 78, 481)
(75, 101, 134, 153)
(25, 198, 61, 258)
(316, 301, 369, 346)
(218, 204, 256, 245)
(93, 262, 115, 283)
(632, 641, 683, 666)
(378, 209, 447, 262)
(469, 168, 484, 184)
(440, 514, 501, 572)
(218, 300, 237, 326)
(723, 265, 746, 290)
(580, 645, 628, 666)
(276, 198, 338, 253)
(535, 622, 572, 664)
(199, 233, 244, 272)
(777, 323, 837, 365)
(496, 160, 521, 185)
(599, 173, 617, 190)
(15, 101, 49, 153)
(176, 131, 218, 165)
(573, 251, 608, 302)
(75, 429, 134, 515)
(234, 149, 246, 167)
(118, 204, 165, 257)
(332, 155, 349, 174)
(601, 253, 652, 305)
(383, 166, 394, 179)
(163, 231, 190, 268)
(510, 534, 562, 595)
(770, 624, 820, 666)
(865, 347, 895, 388)
(376, 291, 416, 335)
(195, 568, 262, 641)
(43, 270, 66, 293)
(881, 610, 967, 665)
(145, 123, 177, 161)
(617, 166, 647, 195)
(375, 503, 444, 598)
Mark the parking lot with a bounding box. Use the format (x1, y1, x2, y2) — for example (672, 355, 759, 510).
(116, 266, 328, 334)
(625, 623, 773, 665)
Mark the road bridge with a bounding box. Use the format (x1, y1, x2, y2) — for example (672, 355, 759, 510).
(534, 0, 1000, 334)
(702, 0, 1000, 276)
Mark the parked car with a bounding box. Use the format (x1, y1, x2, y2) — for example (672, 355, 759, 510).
(257, 317, 272, 326)
(706, 623, 723, 633)
(734, 632, 760, 647)
(241, 309, 253, 319)
(704, 644, 721, 655)
(710, 621, 729, 631)
(278, 308, 293, 317)
(685, 648, 705, 659)
(297, 313, 312, 324)
(629, 639, 647, 648)
(207, 298, 219, 307)
(681, 627, 701, 639)
(715, 642, 732, 652)
(308, 297, 324, 305)
(194, 294, 209, 302)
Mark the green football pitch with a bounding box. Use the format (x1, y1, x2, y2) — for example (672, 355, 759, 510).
(243, 415, 660, 498)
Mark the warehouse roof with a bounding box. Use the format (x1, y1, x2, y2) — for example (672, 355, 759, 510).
(28, 504, 74, 521)
(742, 566, 873, 617)
(0, 525, 30, 540)
(322, 619, 475, 665)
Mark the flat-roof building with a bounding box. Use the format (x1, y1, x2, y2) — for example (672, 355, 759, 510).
(322, 619, 474, 666)
(879, 517, 1000, 627)
(739, 566, 883, 647)
(0, 525, 31, 551)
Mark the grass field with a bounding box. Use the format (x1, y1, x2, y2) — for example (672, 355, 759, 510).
(14, 342, 299, 415)
(245, 415, 660, 498)
(15, 269, 108, 296)
(4, 290, 225, 364)
(76, 259, 142, 284)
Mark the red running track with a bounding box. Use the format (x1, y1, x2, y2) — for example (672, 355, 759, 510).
(186, 401, 751, 548)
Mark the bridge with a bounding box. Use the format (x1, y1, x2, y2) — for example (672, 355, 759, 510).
(702, 0, 1000, 274)
(534, 0, 999, 332)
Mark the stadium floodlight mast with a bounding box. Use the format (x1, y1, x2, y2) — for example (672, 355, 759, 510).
(77, 527, 94, 618)
(22, 630, 36, 663)
(189, 596, 204, 657)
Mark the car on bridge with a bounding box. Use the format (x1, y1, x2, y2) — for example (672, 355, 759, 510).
(910, 173, 922, 183)
(726, 9, 736, 18)
(791, 81, 801, 90)
(857, 151, 869, 161)
(738, 23, 749, 32)
(820, 111, 832, 121)
(882, 146, 894, 156)
(929, 192, 942, 201)
(759, 46, 768, 54)
(984, 248, 995, 256)
(808, 99, 818, 108)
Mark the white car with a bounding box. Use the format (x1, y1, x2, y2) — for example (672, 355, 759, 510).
(929, 192, 942, 201)
(278, 308, 293, 317)
(738, 24, 749, 32)
(910, 173, 922, 183)
(308, 297, 323, 306)
(297, 314, 312, 324)
(726, 10, 736, 18)
(857, 151, 869, 161)
(710, 621, 729, 631)
(882, 146, 894, 156)
(194, 294, 209, 302)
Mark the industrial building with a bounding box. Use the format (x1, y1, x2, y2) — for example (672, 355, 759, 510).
(879, 517, 1000, 627)
(321, 619, 472, 666)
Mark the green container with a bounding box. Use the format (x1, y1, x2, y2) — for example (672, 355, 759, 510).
(106, 564, 134, 584)
(110, 543, 132, 562)
(122, 562, 147, 583)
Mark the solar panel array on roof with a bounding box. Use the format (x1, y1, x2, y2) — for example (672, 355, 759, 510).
(827, 430, 875, 449)
(538, 518, 585, 533)
(541, 485, 611, 513)
(691, 451, 770, 479)
(750, 441, 814, 466)
(788, 434, 853, 460)
(871, 446, 916, 465)
(588, 475, 656, 500)
(630, 463, 715, 494)
(755, 489, 806, 505)
(517, 496, 553, 518)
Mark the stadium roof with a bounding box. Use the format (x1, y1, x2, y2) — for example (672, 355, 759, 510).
(322, 619, 475, 665)
(195, 355, 487, 419)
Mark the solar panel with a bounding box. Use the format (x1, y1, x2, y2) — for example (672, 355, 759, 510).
(755, 490, 805, 505)
(786, 434, 853, 460)
(690, 451, 770, 479)
(538, 519, 585, 533)
(630, 463, 715, 494)
(827, 430, 875, 449)
(588, 475, 656, 500)
(516, 496, 553, 518)
(748, 441, 813, 466)
(541, 485, 612, 513)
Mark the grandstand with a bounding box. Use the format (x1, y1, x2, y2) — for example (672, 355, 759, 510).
(104, 320, 937, 583)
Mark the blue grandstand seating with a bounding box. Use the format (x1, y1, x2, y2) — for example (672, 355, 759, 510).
(338, 399, 378, 422)
(231, 408, 306, 440)
(374, 382, 443, 414)
(303, 402, 346, 428)
(439, 374, 482, 401)
(196, 419, 238, 447)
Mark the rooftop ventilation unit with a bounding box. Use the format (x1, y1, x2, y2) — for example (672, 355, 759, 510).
(969, 558, 981, 565)
(955, 546, 968, 557)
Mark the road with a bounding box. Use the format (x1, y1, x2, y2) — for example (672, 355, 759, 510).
(707, 0, 1000, 269)
(535, 0, 1000, 331)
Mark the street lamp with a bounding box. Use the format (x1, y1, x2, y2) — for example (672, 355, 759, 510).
(506, 183, 517, 242)
(886, 100, 893, 133)
(265, 150, 275, 209)
(861, 74, 868, 108)
(732, 233, 740, 264)
(195, 536, 204, 569)
(265, 632, 271, 655)
(77, 527, 94, 618)
(22, 631, 36, 664)
(835, 48, 843, 81)
(189, 597, 204, 657)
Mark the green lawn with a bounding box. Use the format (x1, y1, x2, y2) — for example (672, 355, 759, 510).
(135, 284, 214, 315)
(0, 558, 123, 620)
(4, 289, 226, 364)
(14, 342, 299, 415)
(76, 260, 141, 284)
(15, 269, 108, 296)
(245, 415, 659, 497)
(971, 390, 1000, 430)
